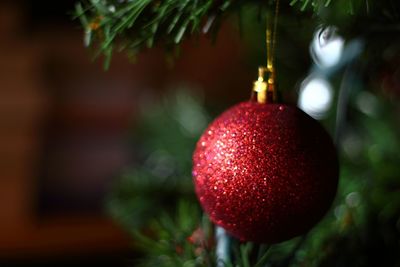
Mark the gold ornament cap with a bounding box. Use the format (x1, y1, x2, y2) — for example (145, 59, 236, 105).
(252, 66, 276, 103)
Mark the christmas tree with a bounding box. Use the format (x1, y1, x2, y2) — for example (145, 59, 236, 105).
(75, 1, 400, 266)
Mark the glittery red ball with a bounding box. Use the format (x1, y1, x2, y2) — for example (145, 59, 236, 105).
(192, 101, 339, 243)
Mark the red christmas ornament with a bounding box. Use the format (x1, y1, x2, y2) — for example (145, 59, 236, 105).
(192, 101, 339, 243)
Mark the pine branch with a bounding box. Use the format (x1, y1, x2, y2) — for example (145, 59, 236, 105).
(75, 0, 233, 68)
(75, 0, 326, 67)
(74, 0, 398, 67)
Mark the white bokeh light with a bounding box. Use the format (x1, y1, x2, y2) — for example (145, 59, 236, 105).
(310, 26, 344, 69)
(298, 77, 333, 119)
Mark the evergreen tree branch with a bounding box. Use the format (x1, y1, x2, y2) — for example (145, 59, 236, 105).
(74, 0, 383, 67)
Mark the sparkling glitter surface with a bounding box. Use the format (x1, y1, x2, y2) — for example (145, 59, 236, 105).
(192, 101, 339, 243)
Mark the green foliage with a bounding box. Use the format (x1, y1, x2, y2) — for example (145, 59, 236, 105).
(85, 2, 400, 266)
(75, 0, 233, 68)
(131, 201, 215, 267)
(106, 89, 210, 229)
(75, 0, 400, 69)
(74, 0, 396, 68)
(107, 87, 400, 266)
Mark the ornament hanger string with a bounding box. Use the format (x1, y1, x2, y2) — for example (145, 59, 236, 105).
(253, 0, 280, 104)
(267, 0, 280, 76)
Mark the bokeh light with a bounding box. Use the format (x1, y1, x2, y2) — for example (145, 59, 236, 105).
(310, 26, 345, 69)
(298, 77, 333, 119)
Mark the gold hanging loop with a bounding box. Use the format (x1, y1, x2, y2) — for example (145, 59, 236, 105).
(252, 0, 280, 104)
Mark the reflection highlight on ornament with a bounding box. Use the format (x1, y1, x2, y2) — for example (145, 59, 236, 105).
(298, 77, 333, 119)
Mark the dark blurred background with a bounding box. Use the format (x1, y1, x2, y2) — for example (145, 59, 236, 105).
(2, 0, 400, 266)
(0, 0, 257, 266)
